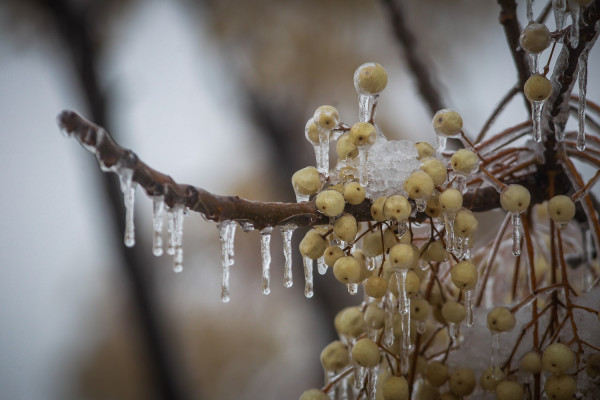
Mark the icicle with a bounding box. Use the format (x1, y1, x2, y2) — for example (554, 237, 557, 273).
(366, 367, 377, 400)
(358, 94, 378, 123)
(453, 174, 467, 193)
(528, 54, 539, 75)
(462, 237, 472, 260)
(357, 146, 370, 187)
(532, 100, 544, 142)
(465, 289, 475, 327)
(316, 130, 330, 177)
(281, 225, 296, 288)
(353, 362, 365, 390)
(416, 320, 426, 334)
(395, 270, 412, 350)
(577, 49, 588, 151)
(553, 0, 567, 31)
(491, 333, 502, 379)
(449, 323, 458, 340)
(526, 0, 534, 22)
(119, 169, 136, 247)
(570, 2, 581, 48)
(318, 256, 328, 275)
(444, 213, 456, 252)
(152, 196, 164, 256)
(218, 220, 237, 303)
(383, 294, 395, 347)
(415, 198, 427, 213)
(325, 371, 335, 400)
(511, 212, 522, 256)
(260, 227, 273, 295)
(167, 209, 176, 256)
(339, 376, 350, 400)
(400, 351, 409, 375)
(239, 221, 254, 232)
(294, 192, 310, 203)
(435, 135, 447, 158)
(303, 255, 314, 298)
(171, 205, 184, 273)
(347, 283, 358, 295)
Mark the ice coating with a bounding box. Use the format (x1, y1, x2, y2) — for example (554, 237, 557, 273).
(218, 220, 237, 303)
(435, 135, 447, 157)
(316, 131, 330, 177)
(528, 53, 539, 75)
(281, 225, 296, 288)
(578, 49, 588, 151)
(119, 168, 136, 248)
(303, 255, 314, 298)
(511, 212, 522, 257)
(260, 227, 273, 295)
(152, 196, 165, 256)
(553, 0, 566, 30)
(171, 205, 184, 273)
(532, 100, 543, 142)
(444, 213, 456, 253)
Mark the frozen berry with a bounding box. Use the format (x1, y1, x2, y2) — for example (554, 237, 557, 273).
(388, 270, 420, 297)
(299, 230, 328, 260)
(479, 366, 505, 392)
(362, 231, 384, 257)
(382, 375, 409, 400)
(404, 170, 435, 199)
(335, 307, 365, 337)
(364, 303, 386, 329)
(524, 75, 552, 102)
(421, 157, 448, 186)
(542, 343, 575, 374)
(313, 105, 339, 132)
(320, 341, 349, 371)
(316, 189, 346, 217)
(449, 367, 476, 396)
(500, 184, 531, 213)
(548, 195, 576, 224)
(520, 22, 551, 54)
(389, 243, 419, 269)
(411, 298, 431, 321)
(324, 245, 344, 267)
(371, 196, 388, 222)
(415, 141, 435, 160)
(336, 133, 358, 160)
(292, 166, 323, 196)
(433, 109, 463, 136)
(384, 195, 412, 220)
(441, 301, 466, 324)
(450, 261, 477, 290)
(487, 307, 516, 332)
(305, 118, 320, 144)
(520, 351, 542, 373)
(343, 182, 366, 205)
(352, 338, 380, 368)
(496, 381, 523, 400)
(365, 276, 388, 298)
(350, 122, 377, 146)
(439, 188, 463, 213)
(451, 149, 479, 175)
(333, 255, 362, 284)
(354, 62, 388, 95)
(421, 240, 449, 262)
(454, 209, 478, 237)
(425, 196, 442, 218)
(425, 361, 449, 387)
(334, 213, 358, 242)
(544, 374, 576, 400)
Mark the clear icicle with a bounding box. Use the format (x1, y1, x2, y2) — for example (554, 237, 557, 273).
(353, 363, 365, 390)
(281, 225, 296, 288)
(383, 294, 395, 347)
(511, 212, 522, 256)
(553, 0, 567, 30)
(358, 146, 369, 187)
(532, 100, 544, 142)
(435, 135, 447, 158)
(444, 213, 456, 252)
(577, 49, 588, 151)
(526, 0, 534, 22)
(294, 192, 310, 203)
(167, 209, 176, 256)
(325, 371, 335, 400)
(152, 196, 165, 256)
(415, 198, 427, 213)
(303, 255, 314, 298)
(171, 206, 184, 273)
(462, 237, 472, 260)
(260, 227, 273, 295)
(528, 53, 539, 74)
(218, 220, 237, 303)
(400, 351, 409, 375)
(570, 3, 581, 48)
(347, 283, 358, 295)
(358, 94, 378, 123)
(491, 333, 502, 379)
(318, 256, 328, 275)
(366, 367, 377, 400)
(465, 289, 475, 327)
(453, 174, 467, 193)
(396, 270, 412, 350)
(449, 323, 458, 340)
(315, 131, 330, 176)
(119, 169, 136, 247)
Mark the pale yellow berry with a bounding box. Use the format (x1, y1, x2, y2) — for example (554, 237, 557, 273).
(544, 374, 576, 400)
(415, 142, 435, 160)
(389, 243, 419, 269)
(299, 388, 328, 400)
(353, 249, 372, 281)
(336, 133, 359, 160)
(299, 230, 328, 260)
(343, 182, 366, 205)
(524, 74, 552, 102)
(292, 166, 323, 196)
(586, 353, 600, 378)
(352, 338, 380, 368)
(496, 381, 523, 400)
(500, 184, 531, 213)
(364, 303, 386, 329)
(350, 122, 377, 146)
(316, 190, 346, 217)
(421, 157, 448, 186)
(439, 188, 463, 213)
(421, 240, 449, 262)
(433, 109, 463, 136)
(335, 307, 365, 337)
(388, 270, 420, 297)
(542, 343, 575, 374)
(451, 149, 479, 175)
(334, 213, 358, 242)
(354, 62, 388, 95)
(548, 195, 576, 224)
(450, 261, 477, 290)
(382, 376, 409, 400)
(424, 196, 442, 218)
(404, 171, 435, 200)
(441, 301, 466, 324)
(383, 228, 398, 250)
(454, 209, 478, 237)
(479, 367, 505, 392)
(449, 367, 476, 397)
(329, 183, 344, 193)
(313, 105, 339, 132)
(320, 341, 349, 371)
(333, 256, 362, 284)
(520, 351, 542, 373)
(411, 298, 431, 321)
(371, 196, 388, 222)
(362, 232, 384, 257)
(365, 276, 388, 298)
(487, 307, 516, 332)
(520, 22, 551, 54)
(324, 245, 344, 267)
(305, 118, 320, 144)
(425, 361, 449, 387)
(384, 195, 412, 220)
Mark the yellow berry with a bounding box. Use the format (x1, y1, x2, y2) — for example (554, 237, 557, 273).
(441, 301, 466, 324)
(388, 270, 420, 297)
(500, 184, 531, 213)
(449, 367, 476, 396)
(548, 195, 576, 224)
(425, 361, 449, 387)
(544, 374, 576, 400)
(439, 188, 463, 213)
(479, 366, 505, 392)
(350, 122, 377, 146)
(324, 245, 344, 267)
(404, 171, 435, 199)
(371, 196, 388, 222)
(320, 341, 349, 371)
(586, 353, 600, 378)
(354, 62, 388, 95)
(299, 230, 328, 259)
(313, 105, 339, 132)
(421, 240, 449, 262)
(335, 307, 365, 337)
(433, 109, 463, 136)
(329, 183, 344, 193)
(382, 376, 409, 400)
(421, 157, 448, 186)
(487, 307, 516, 332)
(450, 261, 478, 290)
(411, 298, 431, 321)
(305, 118, 320, 144)
(351, 338, 380, 368)
(334, 213, 358, 242)
(384, 195, 412, 220)
(542, 343, 575, 374)
(520, 22, 551, 54)
(496, 381, 523, 400)
(365, 276, 388, 298)
(336, 133, 358, 160)
(450, 149, 479, 175)
(362, 232, 384, 257)
(333, 255, 362, 284)
(389, 243, 419, 269)
(316, 189, 346, 217)
(425, 196, 442, 218)
(343, 182, 366, 205)
(454, 209, 478, 237)
(383, 228, 398, 250)
(415, 142, 435, 160)
(364, 303, 386, 329)
(292, 166, 323, 196)
(524, 74, 552, 102)
(520, 351, 542, 373)
(299, 389, 328, 400)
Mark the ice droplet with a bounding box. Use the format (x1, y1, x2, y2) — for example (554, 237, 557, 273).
(317, 256, 328, 275)
(511, 212, 522, 256)
(119, 169, 136, 248)
(577, 49, 588, 151)
(260, 227, 273, 295)
(553, 0, 567, 31)
(152, 196, 165, 256)
(465, 289, 475, 327)
(171, 205, 184, 273)
(570, 3, 581, 48)
(294, 192, 310, 203)
(281, 225, 296, 288)
(453, 174, 467, 193)
(491, 333, 502, 379)
(303, 255, 314, 298)
(526, 0, 534, 22)
(532, 100, 544, 142)
(218, 220, 237, 303)
(400, 351, 409, 375)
